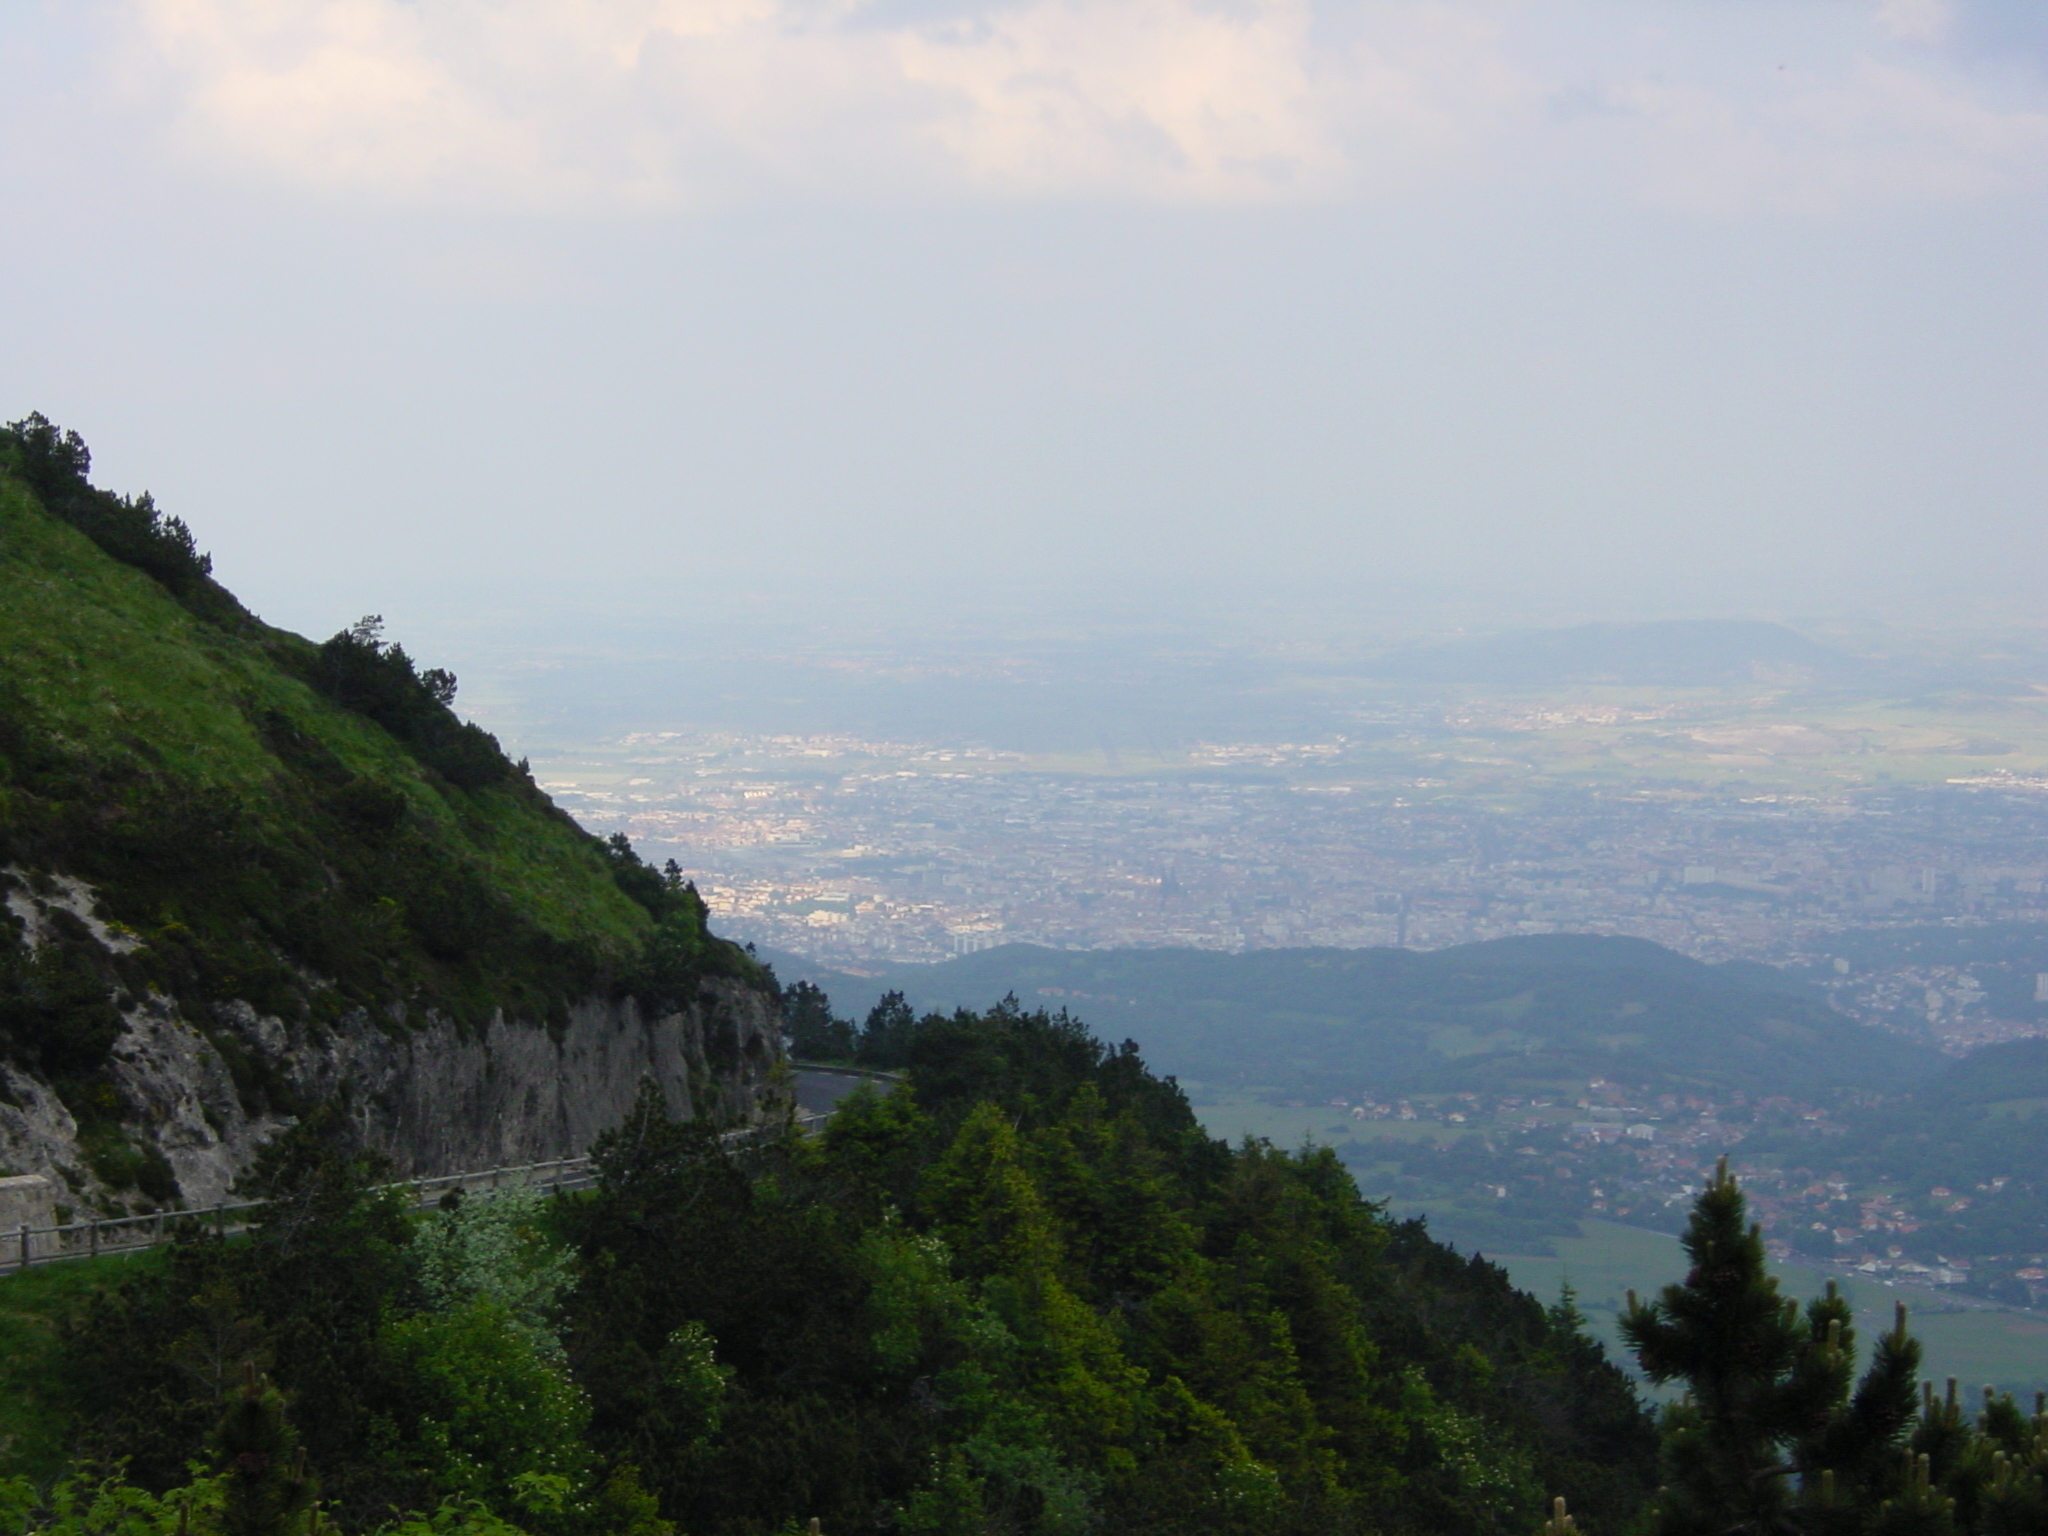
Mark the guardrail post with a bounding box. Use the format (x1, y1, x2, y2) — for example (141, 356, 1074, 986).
(90, 1219, 99, 1258)
(17, 1223, 29, 1270)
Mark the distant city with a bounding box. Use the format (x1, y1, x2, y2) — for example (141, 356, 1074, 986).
(534, 700, 2048, 1057)
(505, 621, 2048, 1322)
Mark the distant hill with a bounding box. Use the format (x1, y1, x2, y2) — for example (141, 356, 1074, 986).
(1366, 619, 1856, 688)
(768, 933, 1941, 1101)
(1920, 1036, 2048, 1108)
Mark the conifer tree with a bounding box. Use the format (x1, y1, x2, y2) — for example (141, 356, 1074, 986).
(1614, 1160, 2048, 1536)
(1620, 1159, 1916, 1533)
(213, 1363, 317, 1536)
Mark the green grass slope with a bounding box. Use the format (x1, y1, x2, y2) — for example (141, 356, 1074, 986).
(0, 419, 752, 1152)
(0, 1250, 165, 1481)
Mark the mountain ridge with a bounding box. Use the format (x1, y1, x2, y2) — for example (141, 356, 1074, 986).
(0, 416, 781, 1210)
(766, 932, 1941, 1100)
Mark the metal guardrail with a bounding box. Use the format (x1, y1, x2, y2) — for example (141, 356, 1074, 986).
(5, 1109, 835, 1272)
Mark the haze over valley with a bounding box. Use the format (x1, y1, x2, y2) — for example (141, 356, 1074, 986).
(488, 617, 2048, 1057)
(11, 0, 2048, 1526)
(451, 610, 2048, 1394)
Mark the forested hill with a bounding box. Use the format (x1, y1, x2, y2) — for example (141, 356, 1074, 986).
(770, 934, 1941, 1101)
(0, 415, 761, 1201)
(23, 1000, 1659, 1536)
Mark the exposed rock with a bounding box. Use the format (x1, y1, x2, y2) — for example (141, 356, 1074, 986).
(259, 976, 785, 1180)
(0, 1172, 58, 1257)
(4, 869, 143, 954)
(0, 1067, 84, 1192)
(1, 976, 787, 1212)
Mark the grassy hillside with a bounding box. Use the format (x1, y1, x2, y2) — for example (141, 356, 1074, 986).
(0, 1249, 165, 1480)
(775, 934, 1940, 1102)
(0, 417, 751, 1173)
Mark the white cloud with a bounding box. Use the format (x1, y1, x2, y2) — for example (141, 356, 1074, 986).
(1607, 53, 2048, 214)
(890, 1, 1526, 199)
(111, 0, 2048, 212)
(121, 0, 1532, 207)
(1877, 0, 1954, 47)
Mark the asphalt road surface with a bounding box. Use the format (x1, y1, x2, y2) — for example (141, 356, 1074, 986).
(794, 1068, 888, 1116)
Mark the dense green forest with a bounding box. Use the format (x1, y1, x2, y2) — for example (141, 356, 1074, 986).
(13, 1000, 2048, 1536)
(3, 1000, 1660, 1536)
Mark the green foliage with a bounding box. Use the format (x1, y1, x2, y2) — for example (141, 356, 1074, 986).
(213, 1367, 315, 1536)
(33, 999, 1657, 1536)
(559, 1001, 1658, 1536)
(64, 1116, 407, 1517)
(0, 918, 125, 1078)
(0, 1253, 170, 1484)
(0, 414, 237, 628)
(411, 1189, 575, 1352)
(310, 618, 511, 790)
(0, 1469, 551, 1536)
(1622, 1161, 2048, 1534)
(782, 982, 854, 1061)
(56, 1115, 602, 1530)
(369, 1497, 544, 1536)
(381, 1298, 594, 1508)
(855, 992, 918, 1070)
(0, 420, 767, 1196)
(388, 1189, 593, 1507)
(77, 1131, 180, 1209)
(0, 1471, 224, 1536)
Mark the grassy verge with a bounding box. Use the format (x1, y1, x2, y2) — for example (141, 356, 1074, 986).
(0, 1249, 166, 1483)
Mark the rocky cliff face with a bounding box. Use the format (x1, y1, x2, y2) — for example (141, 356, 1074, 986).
(0, 961, 786, 1211)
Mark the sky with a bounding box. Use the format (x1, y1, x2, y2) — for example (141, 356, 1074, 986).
(4, 0, 2047, 655)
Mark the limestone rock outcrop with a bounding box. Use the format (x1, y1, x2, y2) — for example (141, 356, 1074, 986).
(0, 976, 785, 1211)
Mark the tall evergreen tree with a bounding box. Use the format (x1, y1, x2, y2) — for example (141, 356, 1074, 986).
(1619, 1159, 2048, 1536)
(214, 1364, 317, 1536)
(784, 980, 856, 1060)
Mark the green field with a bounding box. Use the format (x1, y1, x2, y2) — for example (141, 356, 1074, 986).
(1188, 1087, 1519, 1151)
(1191, 1090, 1400, 1150)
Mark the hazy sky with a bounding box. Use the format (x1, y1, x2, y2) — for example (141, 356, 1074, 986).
(5, 1, 2046, 647)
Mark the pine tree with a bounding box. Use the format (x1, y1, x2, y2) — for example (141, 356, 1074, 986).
(213, 1363, 317, 1536)
(1614, 1159, 2048, 1536)
(784, 980, 856, 1061)
(1620, 1159, 1919, 1534)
